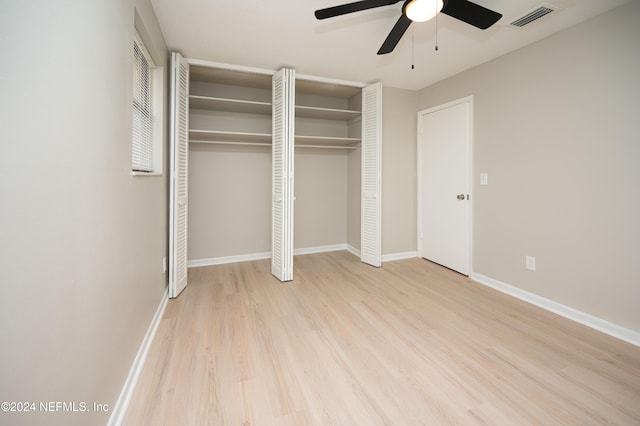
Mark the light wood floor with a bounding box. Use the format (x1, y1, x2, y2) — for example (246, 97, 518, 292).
(124, 251, 640, 425)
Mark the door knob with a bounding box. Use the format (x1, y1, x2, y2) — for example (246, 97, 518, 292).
(456, 194, 465, 200)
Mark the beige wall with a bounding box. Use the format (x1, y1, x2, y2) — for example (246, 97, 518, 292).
(295, 149, 349, 249)
(0, 1, 168, 424)
(188, 145, 272, 259)
(347, 146, 361, 250)
(417, 1, 640, 332)
(188, 146, 352, 260)
(382, 87, 418, 256)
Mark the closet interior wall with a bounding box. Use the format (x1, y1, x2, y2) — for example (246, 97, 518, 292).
(186, 63, 365, 266)
(293, 83, 362, 253)
(188, 66, 273, 261)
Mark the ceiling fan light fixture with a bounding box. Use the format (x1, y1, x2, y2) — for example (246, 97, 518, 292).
(404, 0, 444, 22)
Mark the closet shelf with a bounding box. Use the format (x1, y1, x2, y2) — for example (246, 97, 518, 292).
(188, 95, 360, 121)
(189, 129, 271, 144)
(295, 135, 360, 147)
(295, 105, 360, 121)
(189, 95, 272, 115)
(188, 129, 359, 149)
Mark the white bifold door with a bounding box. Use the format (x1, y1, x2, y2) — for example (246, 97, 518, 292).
(168, 61, 380, 287)
(169, 52, 189, 298)
(271, 68, 295, 281)
(361, 83, 382, 267)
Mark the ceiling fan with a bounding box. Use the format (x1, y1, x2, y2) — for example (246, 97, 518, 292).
(315, 0, 502, 55)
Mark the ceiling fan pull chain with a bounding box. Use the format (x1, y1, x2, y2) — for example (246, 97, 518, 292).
(411, 25, 415, 69)
(435, 2, 439, 51)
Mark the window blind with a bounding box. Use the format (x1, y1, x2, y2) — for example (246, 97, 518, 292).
(132, 37, 154, 172)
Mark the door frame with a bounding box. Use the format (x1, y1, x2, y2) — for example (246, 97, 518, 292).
(416, 95, 474, 274)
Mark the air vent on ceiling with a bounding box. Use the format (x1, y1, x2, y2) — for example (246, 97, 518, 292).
(509, 4, 556, 27)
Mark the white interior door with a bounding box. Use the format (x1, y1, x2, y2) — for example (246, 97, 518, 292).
(169, 52, 189, 297)
(418, 97, 471, 275)
(361, 82, 382, 267)
(271, 68, 295, 281)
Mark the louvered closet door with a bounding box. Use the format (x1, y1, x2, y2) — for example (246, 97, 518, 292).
(271, 68, 295, 281)
(169, 52, 189, 298)
(361, 83, 382, 267)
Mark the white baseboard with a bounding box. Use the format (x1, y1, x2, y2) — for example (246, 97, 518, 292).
(346, 244, 361, 258)
(382, 251, 418, 262)
(108, 289, 169, 426)
(294, 244, 347, 256)
(471, 273, 640, 348)
(187, 247, 419, 268)
(188, 244, 353, 268)
(188, 251, 271, 268)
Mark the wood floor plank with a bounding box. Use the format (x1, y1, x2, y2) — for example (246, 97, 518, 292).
(124, 251, 640, 425)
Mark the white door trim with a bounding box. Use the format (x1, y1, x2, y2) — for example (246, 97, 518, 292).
(416, 96, 473, 274)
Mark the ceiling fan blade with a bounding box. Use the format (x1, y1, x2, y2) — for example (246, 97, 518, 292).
(315, 0, 401, 20)
(377, 14, 412, 55)
(441, 0, 502, 29)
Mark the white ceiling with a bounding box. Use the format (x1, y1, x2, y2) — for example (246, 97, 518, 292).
(150, 0, 631, 90)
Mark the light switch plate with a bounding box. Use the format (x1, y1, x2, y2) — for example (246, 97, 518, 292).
(525, 256, 536, 271)
(480, 173, 488, 185)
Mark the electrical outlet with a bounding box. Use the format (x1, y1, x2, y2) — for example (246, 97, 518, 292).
(525, 256, 536, 271)
(162, 257, 167, 273)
